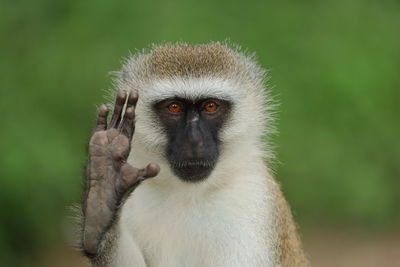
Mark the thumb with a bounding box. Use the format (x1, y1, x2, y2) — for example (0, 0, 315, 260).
(117, 163, 160, 195)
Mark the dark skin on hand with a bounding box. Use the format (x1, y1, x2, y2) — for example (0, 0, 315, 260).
(82, 91, 160, 257)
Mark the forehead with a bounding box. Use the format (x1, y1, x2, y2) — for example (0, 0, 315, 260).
(118, 42, 263, 107)
(139, 76, 243, 104)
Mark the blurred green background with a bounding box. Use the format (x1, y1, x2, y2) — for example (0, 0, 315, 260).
(1, 0, 399, 266)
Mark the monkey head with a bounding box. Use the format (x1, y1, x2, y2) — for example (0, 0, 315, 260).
(113, 43, 273, 183)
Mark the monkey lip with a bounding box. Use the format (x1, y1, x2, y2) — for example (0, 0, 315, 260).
(169, 159, 216, 182)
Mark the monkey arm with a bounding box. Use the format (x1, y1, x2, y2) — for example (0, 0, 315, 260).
(81, 91, 159, 265)
(88, 223, 147, 267)
(268, 177, 310, 267)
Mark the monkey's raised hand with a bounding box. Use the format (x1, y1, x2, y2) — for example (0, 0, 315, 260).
(82, 91, 160, 257)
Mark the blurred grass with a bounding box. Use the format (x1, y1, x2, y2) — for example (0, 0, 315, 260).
(0, 0, 399, 266)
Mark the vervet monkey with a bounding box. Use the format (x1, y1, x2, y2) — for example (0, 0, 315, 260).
(81, 42, 309, 266)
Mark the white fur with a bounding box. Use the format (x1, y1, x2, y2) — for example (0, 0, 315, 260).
(108, 75, 279, 266)
(132, 76, 272, 154)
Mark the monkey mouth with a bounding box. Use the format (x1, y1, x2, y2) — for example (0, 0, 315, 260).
(169, 159, 216, 182)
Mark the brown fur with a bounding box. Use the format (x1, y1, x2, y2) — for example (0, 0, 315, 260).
(148, 43, 236, 78)
(118, 42, 265, 92)
(267, 176, 310, 266)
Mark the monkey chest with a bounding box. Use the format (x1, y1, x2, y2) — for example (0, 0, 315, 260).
(121, 187, 273, 266)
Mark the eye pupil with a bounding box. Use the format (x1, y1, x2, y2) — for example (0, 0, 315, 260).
(168, 102, 182, 113)
(204, 101, 218, 112)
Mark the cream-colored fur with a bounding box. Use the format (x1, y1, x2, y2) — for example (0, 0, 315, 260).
(115, 75, 276, 266)
(98, 42, 307, 267)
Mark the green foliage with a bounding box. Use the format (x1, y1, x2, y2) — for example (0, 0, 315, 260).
(1, 0, 399, 265)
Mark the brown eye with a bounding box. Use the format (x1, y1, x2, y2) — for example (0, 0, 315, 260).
(203, 101, 218, 112)
(168, 102, 183, 113)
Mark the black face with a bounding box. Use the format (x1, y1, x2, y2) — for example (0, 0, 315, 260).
(153, 97, 231, 182)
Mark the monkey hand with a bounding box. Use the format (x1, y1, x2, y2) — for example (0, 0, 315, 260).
(82, 91, 160, 257)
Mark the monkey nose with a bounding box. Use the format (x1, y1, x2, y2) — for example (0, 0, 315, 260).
(191, 140, 204, 155)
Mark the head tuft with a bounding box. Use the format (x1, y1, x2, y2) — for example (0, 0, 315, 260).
(148, 43, 237, 78)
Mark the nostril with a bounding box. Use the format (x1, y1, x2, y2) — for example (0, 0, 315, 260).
(196, 140, 204, 148)
(195, 140, 204, 149)
(191, 140, 204, 155)
(187, 126, 202, 144)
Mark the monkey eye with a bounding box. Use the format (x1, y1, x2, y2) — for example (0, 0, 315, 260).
(203, 101, 219, 113)
(168, 102, 183, 113)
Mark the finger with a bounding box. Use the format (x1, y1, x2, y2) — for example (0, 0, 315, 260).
(137, 163, 160, 180)
(120, 106, 135, 140)
(117, 163, 160, 197)
(126, 90, 138, 110)
(109, 91, 127, 129)
(94, 104, 109, 131)
(120, 91, 138, 139)
(119, 163, 141, 192)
